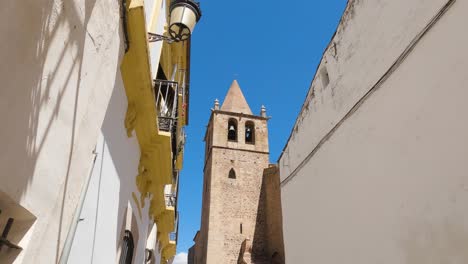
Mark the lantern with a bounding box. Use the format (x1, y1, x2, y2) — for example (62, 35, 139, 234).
(169, 0, 202, 42)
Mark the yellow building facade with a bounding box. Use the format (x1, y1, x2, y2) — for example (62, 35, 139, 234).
(120, 0, 200, 261)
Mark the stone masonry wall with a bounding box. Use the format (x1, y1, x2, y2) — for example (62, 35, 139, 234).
(259, 165, 284, 263)
(207, 147, 269, 263)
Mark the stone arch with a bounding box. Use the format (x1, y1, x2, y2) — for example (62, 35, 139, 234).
(228, 118, 238, 141)
(245, 120, 255, 144)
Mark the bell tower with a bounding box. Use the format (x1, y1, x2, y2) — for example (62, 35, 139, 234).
(198, 80, 270, 263)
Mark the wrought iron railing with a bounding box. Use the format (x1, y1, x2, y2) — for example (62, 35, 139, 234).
(177, 128, 186, 156)
(153, 80, 179, 132)
(169, 232, 177, 242)
(165, 193, 176, 208)
(172, 170, 179, 193)
(169, 212, 179, 242)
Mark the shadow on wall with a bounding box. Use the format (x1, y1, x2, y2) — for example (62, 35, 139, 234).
(0, 0, 114, 262)
(100, 66, 142, 256)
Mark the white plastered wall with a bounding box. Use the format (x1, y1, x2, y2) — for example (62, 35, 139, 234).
(67, 73, 153, 264)
(0, 0, 124, 262)
(280, 0, 468, 263)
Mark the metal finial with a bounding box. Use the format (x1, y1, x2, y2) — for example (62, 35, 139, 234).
(260, 105, 266, 117)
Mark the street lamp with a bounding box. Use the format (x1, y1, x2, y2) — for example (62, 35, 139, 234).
(149, 0, 202, 43)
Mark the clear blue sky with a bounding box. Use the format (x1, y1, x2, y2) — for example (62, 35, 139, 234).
(177, 0, 347, 254)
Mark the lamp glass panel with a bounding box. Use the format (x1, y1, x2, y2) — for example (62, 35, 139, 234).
(170, 6, 197, 33)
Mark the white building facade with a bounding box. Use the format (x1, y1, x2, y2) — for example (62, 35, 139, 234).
(279, 0, 468, 263)
(0, 0, 197, 263)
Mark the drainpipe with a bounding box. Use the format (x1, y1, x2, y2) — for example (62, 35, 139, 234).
(58, 150, 98, 264)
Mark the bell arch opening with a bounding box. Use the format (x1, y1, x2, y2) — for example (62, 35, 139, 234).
(245, 121, 255, 144)
(228, 118, 238, 141)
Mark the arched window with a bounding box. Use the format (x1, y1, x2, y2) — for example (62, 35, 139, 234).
(118, 204, 138, 264)
(228, 119, 237, 141)
(119, 230, 134, 264)
(228, 168, 236, 179)
(245, 121, 255, 144)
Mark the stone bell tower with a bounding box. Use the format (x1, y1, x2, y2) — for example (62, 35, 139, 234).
(197, 80, 271, 263)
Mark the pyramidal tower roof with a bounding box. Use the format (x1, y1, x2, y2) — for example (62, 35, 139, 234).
(220, 80, 253, 115)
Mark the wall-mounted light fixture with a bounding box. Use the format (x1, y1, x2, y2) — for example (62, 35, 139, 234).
(148, 0, 202, 43)
(0, 217, 22, 251)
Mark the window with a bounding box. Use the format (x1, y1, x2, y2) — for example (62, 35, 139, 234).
(118, 204, 138, 264)
(320, 66, 330, 88)
(228, 119, 237, 141)
(119, 230, 135, 264)
(245, 121, 255, 144)
(228, 168, 236, 179)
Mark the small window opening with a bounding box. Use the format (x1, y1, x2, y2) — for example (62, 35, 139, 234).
(228, 168, 236, 179)
(228, 119, 237, 141)
(240, 223, 243, 234)
(245, 121, 255, 144)
(320, 66, 330, 88)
